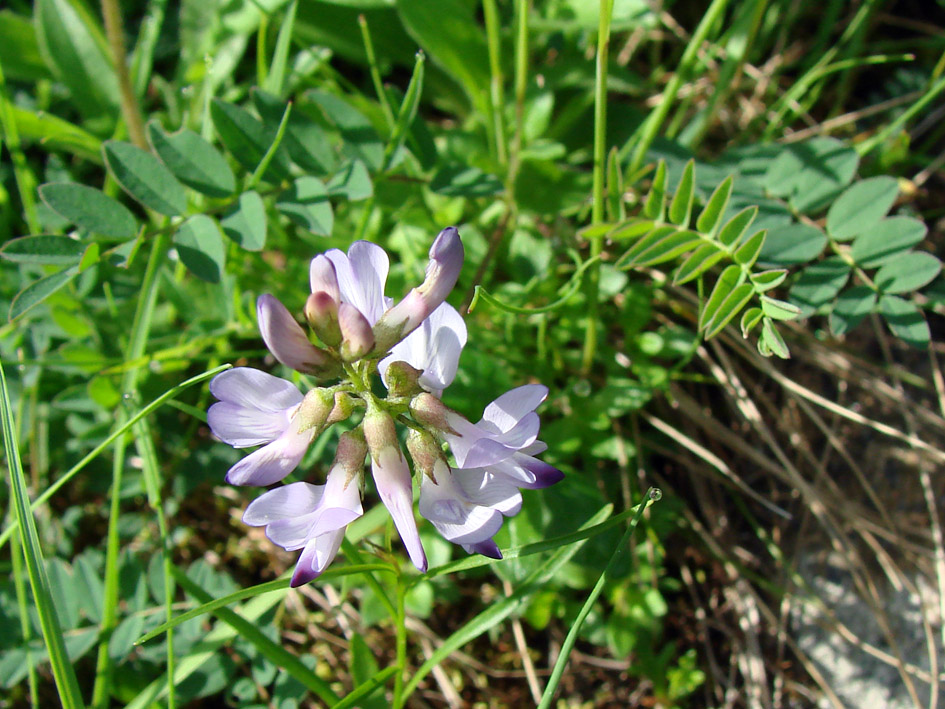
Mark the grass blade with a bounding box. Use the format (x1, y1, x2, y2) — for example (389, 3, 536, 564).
(0, 360, 85, 708)
(537, 489, 660, 708)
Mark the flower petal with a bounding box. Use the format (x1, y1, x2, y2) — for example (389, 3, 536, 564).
(257, 294, 328, 374)
(461, 412, 540, 468)
(325, 241, 389, 326)
(463, 538, 502, 559)
(225, 423, 314, 486)
(291, 531, 346, 587)
(208, 402, 292, 448)
(243, 482, 324, 525)
(309, 255, 340, 303)
(480, 384, 548, 432)
(419, 472, 503, 545)
(209, 367, 303, 412)
(371, 447, 427, 572)
(454, 468, 522, 516)
(379, 302, 467, 395)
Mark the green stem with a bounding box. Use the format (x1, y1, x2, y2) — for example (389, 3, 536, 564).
(11, 533, 40, 707)
(100, 0, 147, 148)
(359, 14, 396, 129)
(580, 0, 614, 374)
(0, 59, 40, 233)
(392, 574, 408, 709)
(506, 0, 530, 194)
(857, 72, 945, 157)
(91, 232, 169, 708)
(624, 0, 731, 176)
(483, 0, 507, 165)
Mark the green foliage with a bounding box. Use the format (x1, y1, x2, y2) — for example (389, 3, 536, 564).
(614, 159, 796, 358)
(1, 0, 939, 706)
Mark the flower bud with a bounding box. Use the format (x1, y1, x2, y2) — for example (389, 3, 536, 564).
(406, 428, 448, 484)
(334, 426, 367, 488)
(327, 391, 356, 425)
(295, 387, 335, 433)
(257, 294, 339, 378)
(305, 292, 342, 347)
(339, 303, 375, 361)
(384, 361, 424, 398)
(372, 227, 464, 354)
(410, 392, 456, 434)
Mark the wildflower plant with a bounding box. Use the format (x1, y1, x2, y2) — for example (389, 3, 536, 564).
(208, 228, 563, 584)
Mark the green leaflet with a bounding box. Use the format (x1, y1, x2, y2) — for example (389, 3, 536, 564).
(103, 141, 188, 216)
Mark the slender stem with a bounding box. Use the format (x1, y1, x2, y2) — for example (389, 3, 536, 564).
(580, 0, 614, 373)
(506, 0, 530, 193)
(91, 232, 169, 708)
(11, 533, 40, 707)
(0, 60, 40, 233)
(392, 574, 408, 709)
(625, 0, 731, 176)
(359, 14, 396, 129)
(100, 0, 147, 148)
(483, 0, 507, 165)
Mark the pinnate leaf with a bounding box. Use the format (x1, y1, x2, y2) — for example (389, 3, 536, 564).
(733, 230, 766, 268)
(696, 176, 733, 235)
(0, 235, 87, 266)
(760, 317, 789, 358)
(874, 252, 941, 294)
(221, 192, 267, 251)
(850, 217, 927, 268)
(39, 183, 137, 238)
(668, 159, 695, 227)
(210, 99, 291, 182)
(759, 223, 826, 266)
(826, 176, 898, 241)
(699, 264, 740, 330)
(276, 177, 333, 237)
(749, 269, 787, 292)
(174, 215, 225, 283)
(760, 295, 800, 321)
(643, 161, 667, 221)
(10, 267, 78, 320)
(829, 285, 876, 336)
(717, 207, 757, 248)
(103, 141, 188, 216)
(880, 295, 929, 349)
(740, 307, 763, 337)
(673, 243, 725, 285)
(147, 122, 236, 198)
(789, 257, 851, 313)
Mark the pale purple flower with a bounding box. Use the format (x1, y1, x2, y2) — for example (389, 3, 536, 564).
(363, 402, 427, 571)
(418, 463, 521, 559)
(378, 302, 467, 397)
(243, 463, 363, 587)
(372, 227, 464, 354)
(207, 368, 316, 486)
(317, 241, 392, 327)
(257, 294, 333, 376)
(443, 385, 564, 490)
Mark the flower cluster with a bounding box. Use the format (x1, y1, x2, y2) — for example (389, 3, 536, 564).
(207, 228, 563, 586)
